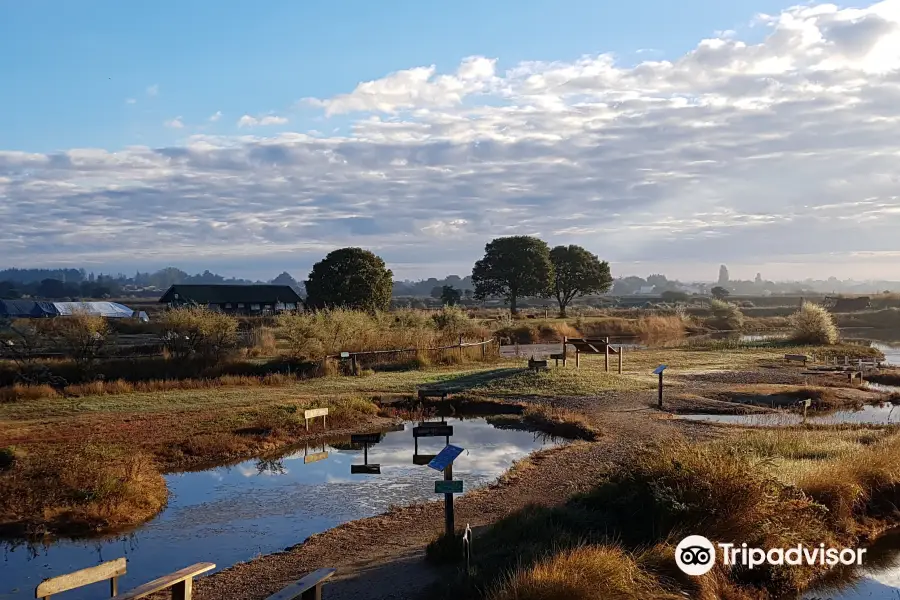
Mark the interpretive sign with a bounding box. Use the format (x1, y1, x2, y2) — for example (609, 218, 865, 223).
(428, 445, 464, 472)
(435, 480, 463, 494)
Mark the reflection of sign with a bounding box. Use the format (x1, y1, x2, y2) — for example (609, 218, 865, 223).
(340, 351, 350, 358)
(435, 480, 463, 494)
(305, 408, 329, 419)
(351, 464, 381, 474)
(413, 454, 437, 465)
(414, 425, 453, 438)
(351, 433, 383, 445)
(428, 445, 464, 472)
(304, 451, 329, 464)
(653, 365, 668, 374)
(418, 421, 447, 428)
(802, 399, 812, 407)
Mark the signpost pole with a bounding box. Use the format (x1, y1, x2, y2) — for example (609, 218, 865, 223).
(658, 372, 663, 409)
(444, 463, 454, 536)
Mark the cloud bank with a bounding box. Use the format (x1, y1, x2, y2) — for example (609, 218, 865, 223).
(4, 1, 900, 279)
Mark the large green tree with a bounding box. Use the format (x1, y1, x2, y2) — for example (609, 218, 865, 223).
(304, 248, 393, 312)
(549, 245, 613, 317)
(472, 236, 553, 314)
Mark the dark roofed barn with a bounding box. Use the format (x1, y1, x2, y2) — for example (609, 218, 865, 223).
(158, 284, 302, 315)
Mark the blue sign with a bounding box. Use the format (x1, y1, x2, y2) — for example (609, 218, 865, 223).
(428, 445, 464, 472)
(653, 365, 668, 374)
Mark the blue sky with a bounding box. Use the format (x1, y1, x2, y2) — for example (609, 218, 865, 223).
(1, 0, 799, 153)
(3, 1, 900, 282)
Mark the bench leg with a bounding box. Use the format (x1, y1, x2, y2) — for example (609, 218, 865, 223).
(171, 578, 192, 600)
(300, 583, 324, 600)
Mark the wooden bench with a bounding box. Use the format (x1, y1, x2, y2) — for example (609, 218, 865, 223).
(36, 561, 214, 600)
(36, 557, 127, 599)
(784, 354, 809, 365)
(265, 568, 337, 600)
(417, 389, 448, 401)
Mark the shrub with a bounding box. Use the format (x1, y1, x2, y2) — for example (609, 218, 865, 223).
(707, 299, 745, 331)
(790, 302, 839, 345)
(159, 307, 238, 364)
(33, 311, 110, 370)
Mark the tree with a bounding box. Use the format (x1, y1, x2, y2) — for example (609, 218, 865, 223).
(37, 278, 67, 299)
(661, 290, 689, 302)
(304, 247, 394, 312)
(440, 286, 462, 306)
(548, 245, 612, 317)
(718, 265, 730, 286)
(271, 271, 302, 293)
(711, 286, 730, 300)
(34, 310, 111, 372)
(612, 276, 647, 295)
(430, 286, 444, 299)
(646, 274, 668, 288)
(472, 236, 553, 314)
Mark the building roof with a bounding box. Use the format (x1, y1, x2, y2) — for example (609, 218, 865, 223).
(158, 284, 303, 305)
(0, 299, 58, 318)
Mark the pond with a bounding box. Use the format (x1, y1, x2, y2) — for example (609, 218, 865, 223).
(1, 417, 560, 600)
(799, 528, 900, 599)
(680, 404, 900, 426)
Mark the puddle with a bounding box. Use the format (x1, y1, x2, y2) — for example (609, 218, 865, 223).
(799, 528, 900, 599)
(680, 404, 900, 426)
(1, 417, 559, 600)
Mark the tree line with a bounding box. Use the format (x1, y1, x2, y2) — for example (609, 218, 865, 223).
(303, 237, 612, 317)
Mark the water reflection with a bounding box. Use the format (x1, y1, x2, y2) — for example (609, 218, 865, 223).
(800, 529, 900, 599)
(1, 418, 559, 600)
(681, 404, 900, 426)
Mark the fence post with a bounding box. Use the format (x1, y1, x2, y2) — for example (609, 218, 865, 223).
(605, 337, 610, 372)
(458, 335, 464, 361)
(618, 346, 623, 374)
(481, 339, 486, 360)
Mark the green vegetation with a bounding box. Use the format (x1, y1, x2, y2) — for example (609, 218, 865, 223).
(790, 302, 839, 345)
(473, 236, 553, 315)
(160, 306, 239, 363)
(548, 245, 612, 317)
(304, 247, 394, 312)
(707, 298, 745, 330)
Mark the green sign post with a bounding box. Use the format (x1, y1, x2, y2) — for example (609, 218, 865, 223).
(435, 480, 463, 494)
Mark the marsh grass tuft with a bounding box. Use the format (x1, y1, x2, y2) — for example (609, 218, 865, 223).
(790, 302, 840, 345)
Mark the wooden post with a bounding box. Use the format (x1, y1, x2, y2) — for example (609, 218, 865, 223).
(845, 355, 849, 366)
(458, 334, 463, 361)
(562, 336, 567, 367)
(575, 348, 580, 368)
(605, 337, 610, 372)
(618, 347, 623, 374)
(351, 354, 358, 375)
(111, 576, 119, 597)
(172, 578, 192, 600)
(444, 463, 455, 537)
(515, 341, 520, 357)
(481, 339, 486, 360)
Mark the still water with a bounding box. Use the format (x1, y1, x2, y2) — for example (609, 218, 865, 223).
(800, 529, 900, 599)
(680, 405, 900, 427)
(1, 418, 558, 599)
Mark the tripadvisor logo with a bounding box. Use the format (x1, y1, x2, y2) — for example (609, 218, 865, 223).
(675, 535, 867, 576)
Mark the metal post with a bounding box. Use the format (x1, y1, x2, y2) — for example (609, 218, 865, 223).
(444, 463, 454, 536)
(110, 576, 119, 597)
(658, 372, 664, 409)
(364, 443, 368, 464)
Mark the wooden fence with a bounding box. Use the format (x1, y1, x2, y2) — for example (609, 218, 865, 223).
(329, 338, 497, 373)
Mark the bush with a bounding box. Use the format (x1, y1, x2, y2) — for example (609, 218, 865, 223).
(159, 307, 238, 364)
(707, 299, 745, 331)
(33, 311, 110, 370)
(790, 302, 839, 345)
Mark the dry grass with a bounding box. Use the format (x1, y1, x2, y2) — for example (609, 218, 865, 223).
(489, 545, 681, 600)
(0, 444, 167, 536)
(495, 315, 689, 344)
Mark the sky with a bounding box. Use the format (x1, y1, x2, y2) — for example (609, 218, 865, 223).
(2, 0, 900, 282)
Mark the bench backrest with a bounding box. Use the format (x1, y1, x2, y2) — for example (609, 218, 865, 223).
(117, 563, 215, 600)
(265, 568, 337, 600)
(36, 558, 127, 599)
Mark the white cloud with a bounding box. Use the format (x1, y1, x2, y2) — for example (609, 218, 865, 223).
(237, 114, 289, 127)
(146, 84, 159, 97)
(4, 1, 900, 279)
(164, 117, 184, 129)
(125, 98, 136, 105)
(209, 111, 223, 122)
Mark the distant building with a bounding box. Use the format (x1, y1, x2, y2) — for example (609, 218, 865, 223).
(633, 286, 656, 295)
(158, 284, 302, 315)
(0, 300, 148, 321)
